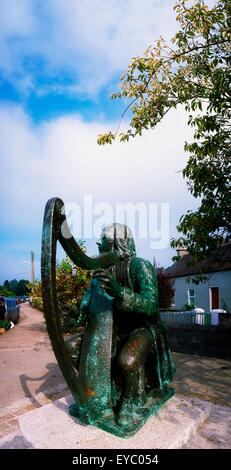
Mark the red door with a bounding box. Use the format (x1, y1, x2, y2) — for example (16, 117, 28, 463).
(211, 287, 219, 309)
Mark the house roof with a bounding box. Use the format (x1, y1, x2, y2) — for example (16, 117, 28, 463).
(166, 244, 231, 278)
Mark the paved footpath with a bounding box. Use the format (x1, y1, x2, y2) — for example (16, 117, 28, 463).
(172, 352, 231, 448)
(0, 304, 230, 448)
(0, 303, 68, 440)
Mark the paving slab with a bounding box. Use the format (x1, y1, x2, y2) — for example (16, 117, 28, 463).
(18, 394, 211, 449)
(184, 403, 231, 449)
(173, 352, 231, 407)
(0, 430, 32, 449)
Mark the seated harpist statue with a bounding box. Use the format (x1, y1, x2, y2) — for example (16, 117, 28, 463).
(42, 199, 175, 437)
(68, 224, 175, 434)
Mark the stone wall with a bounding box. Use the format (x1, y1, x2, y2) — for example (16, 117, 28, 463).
(219, 313, 231, 327)
(166, 324, 231, 359)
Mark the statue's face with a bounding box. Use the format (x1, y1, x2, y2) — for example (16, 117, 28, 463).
(97, 233, 114, 253)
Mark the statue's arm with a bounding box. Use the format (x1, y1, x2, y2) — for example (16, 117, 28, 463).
(116, 258, 159, 317)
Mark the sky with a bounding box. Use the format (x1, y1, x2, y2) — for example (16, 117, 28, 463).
(0, 0, 199, 283)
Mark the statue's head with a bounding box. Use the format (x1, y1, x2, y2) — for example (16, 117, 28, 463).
(97, 223, 136, 259)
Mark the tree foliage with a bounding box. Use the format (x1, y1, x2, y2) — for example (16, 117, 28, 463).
(98, 0, 231, 259)
(1, 280, 14, 297)
(32, 280, 43, 311)
(1, 279, 30, 296)
(9, 279, 18, 294)
(55, 256, 91, 308)
(0, 286, 14, 297)
(32, 253, 91, 332)
(3, 280, 11, 291)
(16, 279, 30, 296)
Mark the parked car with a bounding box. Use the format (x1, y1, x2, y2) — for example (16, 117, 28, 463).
(0, 297, 6, 321)
(0, 297, 20, 324)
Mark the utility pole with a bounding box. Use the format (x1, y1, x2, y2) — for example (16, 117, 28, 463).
(31, 251, 35, 293)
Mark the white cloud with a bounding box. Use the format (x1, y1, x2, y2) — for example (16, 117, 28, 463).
(0, 0, 178, 96)
(0, 0, 34, 36)
(0, 102, 198, 277)
(0, 0, 35, 80)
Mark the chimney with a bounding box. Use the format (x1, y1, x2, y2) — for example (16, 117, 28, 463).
(176, 245, 188, 258)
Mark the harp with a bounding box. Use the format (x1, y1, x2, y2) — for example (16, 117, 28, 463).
(41, 197, 119, 422)
(41, 198, 175, 438)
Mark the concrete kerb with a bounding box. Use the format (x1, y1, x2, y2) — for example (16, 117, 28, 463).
(0, 383, 69, 418)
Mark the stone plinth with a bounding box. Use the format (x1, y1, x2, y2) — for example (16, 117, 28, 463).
(18, 394, 211, 449)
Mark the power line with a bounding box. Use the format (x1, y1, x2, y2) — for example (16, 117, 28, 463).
(0, 271, 31, 279)
(0, 252, 40, 261)
(0, 256, 40, 262)
(0, 250, 29, 253)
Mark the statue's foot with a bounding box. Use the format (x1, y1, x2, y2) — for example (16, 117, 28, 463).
(70, 403, 115, 426)
(69, 403, 91, 424)
(117, 400, 144, 429)
(95, 407, 115, 425)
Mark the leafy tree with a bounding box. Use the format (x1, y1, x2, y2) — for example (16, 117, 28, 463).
(157, 268, 175, 308)
(16, 279, 30, 296)
(0, 286, 14, 297)
(3, 280, 11, 291)
(9, 279, 18, 294)
(2, 279, 30, 296)
(98, 0, 231, 260)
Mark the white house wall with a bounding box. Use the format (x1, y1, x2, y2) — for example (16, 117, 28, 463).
(173, 270, 231, 313)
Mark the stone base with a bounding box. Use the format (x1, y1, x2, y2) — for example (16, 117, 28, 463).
(69, 388, 174, 438)
(18, 394, 211, 449)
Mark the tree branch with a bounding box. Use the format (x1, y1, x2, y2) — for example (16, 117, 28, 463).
(114, 97, 138, 137)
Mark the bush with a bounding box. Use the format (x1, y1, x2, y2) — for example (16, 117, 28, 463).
(183, 303, 195, 311)
(0, 320, 11, 330)
(60, 304, 84, 333)
(31, 252, 91, 333)
(32, 296, 44, 312)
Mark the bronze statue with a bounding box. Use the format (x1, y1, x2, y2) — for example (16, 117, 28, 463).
(41, 198, 175, 437)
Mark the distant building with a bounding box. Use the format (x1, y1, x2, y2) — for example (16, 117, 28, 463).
(166, 244, 231, 313)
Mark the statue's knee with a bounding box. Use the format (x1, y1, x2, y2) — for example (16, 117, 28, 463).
(118, 349, 137, 373)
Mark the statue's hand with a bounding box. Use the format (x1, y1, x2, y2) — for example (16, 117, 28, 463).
(93, 271, 122, 298)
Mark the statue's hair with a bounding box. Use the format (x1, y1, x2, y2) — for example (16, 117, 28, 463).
(101, 223, 136, 259)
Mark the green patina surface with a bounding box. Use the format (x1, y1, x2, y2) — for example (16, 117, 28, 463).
(42, 198, 175, 437)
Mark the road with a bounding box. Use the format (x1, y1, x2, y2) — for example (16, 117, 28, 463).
(0, 303, 67, 414)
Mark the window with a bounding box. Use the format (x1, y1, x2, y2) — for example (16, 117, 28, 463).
(188, 289, 195, 306)
(210, 287, 219, 310)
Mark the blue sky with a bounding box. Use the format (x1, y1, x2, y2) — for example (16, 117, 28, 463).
(0, 0, 199, 283)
